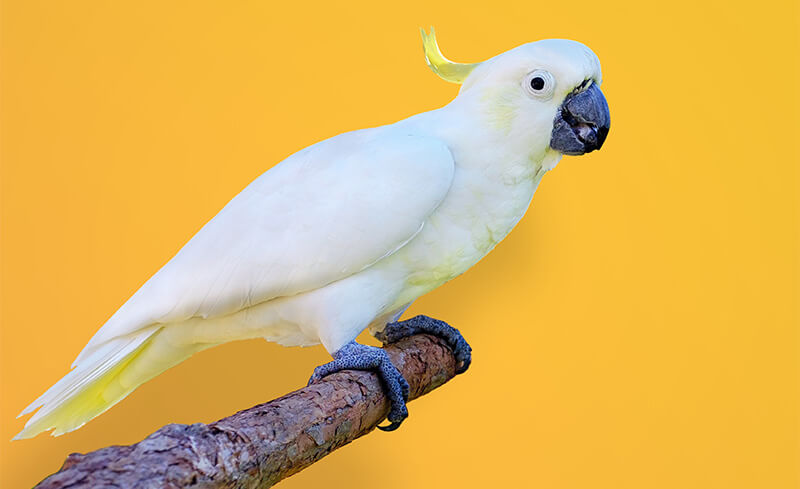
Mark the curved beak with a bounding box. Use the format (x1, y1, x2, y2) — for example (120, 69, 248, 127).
(550, 83, 610, 155)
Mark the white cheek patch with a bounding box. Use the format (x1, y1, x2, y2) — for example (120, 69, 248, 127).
(541, 149, 563, 171)
(481, 87, 520, 134)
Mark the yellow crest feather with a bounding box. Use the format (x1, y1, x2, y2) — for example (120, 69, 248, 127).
(420, 27, 479, 84)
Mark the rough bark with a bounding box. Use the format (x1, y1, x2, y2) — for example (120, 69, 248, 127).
(35, 334, 458, 489)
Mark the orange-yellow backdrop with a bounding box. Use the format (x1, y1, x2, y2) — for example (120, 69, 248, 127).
(1, 1, 798, 487)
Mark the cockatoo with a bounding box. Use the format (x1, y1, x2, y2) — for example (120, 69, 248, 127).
(15, 28, 610, 439)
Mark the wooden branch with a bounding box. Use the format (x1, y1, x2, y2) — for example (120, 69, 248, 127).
(35, 334, 459, 489)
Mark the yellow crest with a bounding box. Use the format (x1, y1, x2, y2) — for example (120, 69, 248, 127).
(420, 27, 480, 84)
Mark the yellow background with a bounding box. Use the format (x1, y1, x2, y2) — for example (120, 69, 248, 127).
(1, 0, 798, 487)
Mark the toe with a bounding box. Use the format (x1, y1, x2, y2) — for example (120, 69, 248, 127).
(399, 376, 410, 401)
(378, 399, 408, 431)
(454, 344, 472, 374)
(389, 402, 409, 423)
(380, 316, 473, 375)
(307, 364, 330, 385)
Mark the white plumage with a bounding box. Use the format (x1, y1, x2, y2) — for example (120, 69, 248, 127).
(15, 36, 605, 439)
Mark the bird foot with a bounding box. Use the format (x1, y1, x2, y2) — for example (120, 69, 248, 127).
(375, 315, 472, 374)
(308, 341, 410, 431)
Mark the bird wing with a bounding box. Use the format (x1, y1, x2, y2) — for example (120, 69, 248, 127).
(75, 129, 455, 362)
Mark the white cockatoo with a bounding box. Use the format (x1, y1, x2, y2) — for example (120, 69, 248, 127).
(15, 28, 609, 439)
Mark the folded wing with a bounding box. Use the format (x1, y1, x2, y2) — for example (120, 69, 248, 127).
(75, 130, 456, 363)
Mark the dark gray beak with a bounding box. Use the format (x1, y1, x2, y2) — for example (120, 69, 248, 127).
(550, 83, 610, 155)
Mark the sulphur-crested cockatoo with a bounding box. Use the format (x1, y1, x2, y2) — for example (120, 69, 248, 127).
(15, 28, 609, 438)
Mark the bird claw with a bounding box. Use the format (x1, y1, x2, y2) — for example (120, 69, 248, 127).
(377, 315, 472, 374)
(306, 367, 325, 386)
(308, 317, 468, 432)
(307, 341, 410, 431)
(377, 419, 404, 432)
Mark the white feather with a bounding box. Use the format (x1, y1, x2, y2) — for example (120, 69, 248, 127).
(16, 38, 606, 438)
(73, 131, 455, 365)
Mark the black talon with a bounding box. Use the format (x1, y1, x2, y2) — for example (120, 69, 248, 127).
(377, 421, 403, 432)
(377, 315, 472, 375)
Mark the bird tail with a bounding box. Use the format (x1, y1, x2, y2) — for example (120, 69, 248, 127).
(14, 326, 211, 440)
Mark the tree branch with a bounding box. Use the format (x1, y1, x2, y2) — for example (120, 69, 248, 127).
(35, 334, 459, 489)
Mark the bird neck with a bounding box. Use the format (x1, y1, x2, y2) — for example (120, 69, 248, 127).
(404, 101, 562, 185)
(395, 102, 561, 262)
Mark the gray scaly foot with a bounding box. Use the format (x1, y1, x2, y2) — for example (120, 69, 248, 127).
(375, 315, 472, 374)
(308, 341, 410, 431)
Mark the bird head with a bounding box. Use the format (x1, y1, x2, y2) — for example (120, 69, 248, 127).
(422, 28, 610, 158)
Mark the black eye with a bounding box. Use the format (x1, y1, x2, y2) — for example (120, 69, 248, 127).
(524, 70, 554, 98)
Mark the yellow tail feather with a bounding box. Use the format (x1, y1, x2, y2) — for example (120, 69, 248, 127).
(13, 335, 156, 440)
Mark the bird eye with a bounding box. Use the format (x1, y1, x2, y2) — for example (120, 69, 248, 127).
(524, 70, 555, 99)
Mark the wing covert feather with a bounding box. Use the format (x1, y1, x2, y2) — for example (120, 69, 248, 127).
(79, 130, 455, 356)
